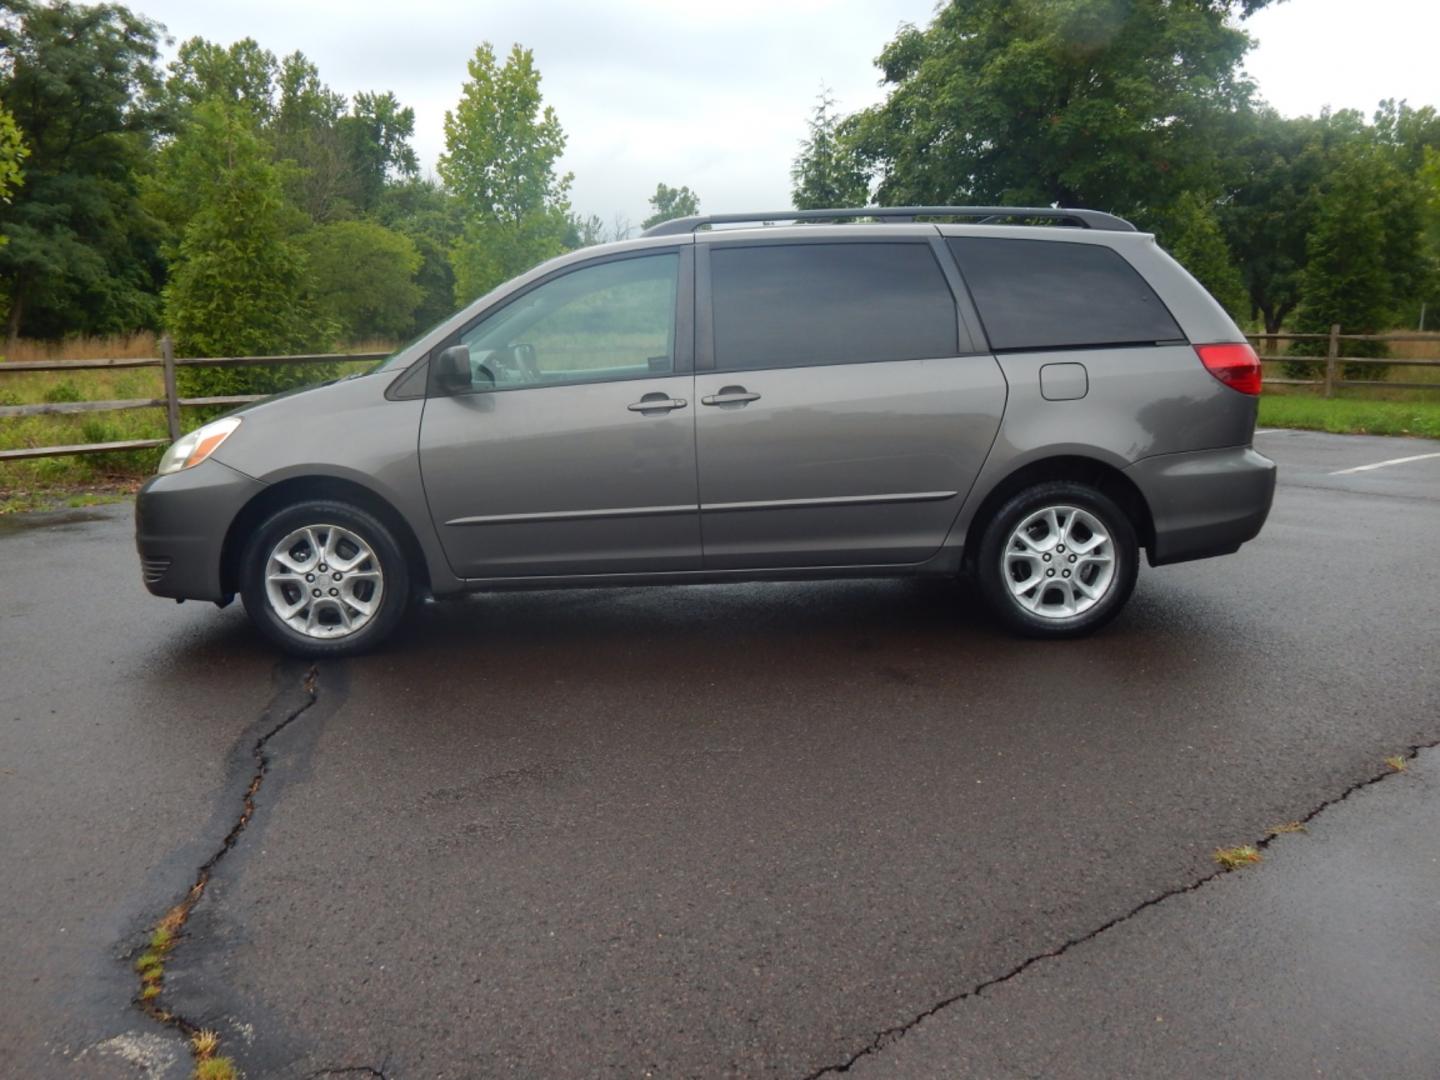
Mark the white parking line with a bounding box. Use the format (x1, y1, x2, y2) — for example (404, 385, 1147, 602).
(1331, 452, 1440, 476)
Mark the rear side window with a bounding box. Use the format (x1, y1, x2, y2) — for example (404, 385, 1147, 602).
(710, 243, 957, 371)
(947, 238, 1183, 352)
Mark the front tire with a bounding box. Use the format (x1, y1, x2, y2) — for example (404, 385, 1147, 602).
(976, 481, 1139, 638)
(240, 500, 411, 658)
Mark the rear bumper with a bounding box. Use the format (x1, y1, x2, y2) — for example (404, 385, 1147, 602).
(134, 459, 264, 601)
(1126, 445, 1276, 567)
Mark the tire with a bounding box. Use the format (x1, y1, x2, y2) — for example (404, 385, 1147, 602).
(975, 481, 1139, 639)
(240, 500, 411, 658)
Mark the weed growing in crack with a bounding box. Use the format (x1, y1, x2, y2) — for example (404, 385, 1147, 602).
(1265, 821, 1306, 838)
(191, 1030, 238, 1080)
(1212, 845, 1263, 870)
(1385, 755, 1408, 772)
(129, 663, 319, 1080)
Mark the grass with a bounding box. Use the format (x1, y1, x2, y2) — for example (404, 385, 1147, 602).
(1253, 330, 1440, 437)
(1265, 821, 1306, 838)
(1385, 755, 1408, 772)
(0, 333, 387, 510)
(1213, 845, 1263, 870)
(1257, 394, 1440, 438)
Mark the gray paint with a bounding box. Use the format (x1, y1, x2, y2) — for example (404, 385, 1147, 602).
(135, 218, 1275, 611)
(1039, 362, 1089, 401)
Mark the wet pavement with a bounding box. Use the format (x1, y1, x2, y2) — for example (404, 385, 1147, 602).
(1, 430, 1437, 1078)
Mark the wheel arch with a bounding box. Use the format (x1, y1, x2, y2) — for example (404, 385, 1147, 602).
(959, 454, 1155, 573)
(220, 475, 433, 598)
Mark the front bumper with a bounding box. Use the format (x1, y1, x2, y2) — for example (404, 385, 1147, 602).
(135, 459, 264, 601)
(1126, 445, 1277, 567)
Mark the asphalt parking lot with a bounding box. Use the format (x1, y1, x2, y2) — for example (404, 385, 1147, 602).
(2, 429, 1437, 1079)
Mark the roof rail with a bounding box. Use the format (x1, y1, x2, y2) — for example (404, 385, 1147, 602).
(641, 205, 1137, 237)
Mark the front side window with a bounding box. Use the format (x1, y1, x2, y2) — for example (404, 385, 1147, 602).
(947, 237, 1183, 352)
(709, 242, 958, 371)
(455, 253, 679, 390)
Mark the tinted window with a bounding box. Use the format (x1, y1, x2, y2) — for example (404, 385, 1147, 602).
(456, 253, 678, 390)
(947, 238, 1183, 351)
(710, 243, 957, 371)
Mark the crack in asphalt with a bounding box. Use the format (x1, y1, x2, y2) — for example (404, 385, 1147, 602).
(306, 1065, 390, 1079)
(801, 734, 1440, 1078)
(131, 664, 319, 1051)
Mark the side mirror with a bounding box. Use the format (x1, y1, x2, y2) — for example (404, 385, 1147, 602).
(434, 345, 472, 394)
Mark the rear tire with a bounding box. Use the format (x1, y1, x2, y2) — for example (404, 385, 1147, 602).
(240, 500, 411, 658)
(976, 481, 1138, 638)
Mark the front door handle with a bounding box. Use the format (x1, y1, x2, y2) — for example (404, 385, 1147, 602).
(701, 386, 761, 407)
(627, 392, 688, 415)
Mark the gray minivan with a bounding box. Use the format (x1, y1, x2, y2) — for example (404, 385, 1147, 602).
(135, 206, 1276, 656)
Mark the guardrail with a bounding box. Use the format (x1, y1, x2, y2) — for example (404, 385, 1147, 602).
(0, 336, 386, 462)
(1248, 324, 1440, 397)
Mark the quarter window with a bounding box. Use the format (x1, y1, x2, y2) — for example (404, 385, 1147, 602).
(709, 243, 957, 371)
(455, 253, 679, 390)
(946, 237, 1183, 352)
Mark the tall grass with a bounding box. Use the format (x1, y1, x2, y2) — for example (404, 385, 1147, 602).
(0, 334, 392, 500)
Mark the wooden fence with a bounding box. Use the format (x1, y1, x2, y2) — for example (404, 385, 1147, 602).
(2, 325, 1437, 464)
(0, 336, 385, 462)
(1249, 324, 1440, 397)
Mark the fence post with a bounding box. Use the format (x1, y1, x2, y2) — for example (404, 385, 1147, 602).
(161, 333, 181, 441)
(1324, 323, 1340, 398)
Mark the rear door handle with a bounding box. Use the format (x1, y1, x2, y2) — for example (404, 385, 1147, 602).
(701, 386, 761, 407)
(627, 393, 688, 414)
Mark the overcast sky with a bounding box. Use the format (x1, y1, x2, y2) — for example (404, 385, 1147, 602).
(128, 0, 1440, 226)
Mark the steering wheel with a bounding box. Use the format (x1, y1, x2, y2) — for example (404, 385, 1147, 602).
(513, 342, 540, 382)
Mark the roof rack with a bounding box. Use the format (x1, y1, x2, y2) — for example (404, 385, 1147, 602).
(641, 205, 1137, 237)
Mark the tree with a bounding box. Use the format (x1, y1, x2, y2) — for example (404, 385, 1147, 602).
(1155, 192, 1248, 321)
(338, 91, 419, 214)
(1289, 142, 1428, 378)
(376, 177, 463, 332)
(304, 220, 422, 341)
(849, 0, 1269, 217)
(157, 101, 334, 405)
(791, 91, 869, 210)
(641, 183, 699, 229)
(164, 36, 278, 124)
(439, 42, 572, 303)
(0, 1, 167, 344)
(0, 103, 26, 211)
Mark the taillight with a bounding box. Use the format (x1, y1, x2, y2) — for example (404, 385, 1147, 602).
(1195, 343, 1262, 395)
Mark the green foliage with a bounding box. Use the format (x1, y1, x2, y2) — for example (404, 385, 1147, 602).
(451, 212, 569, 306)
(641, 183, 699, 229)
(850, 0, 1266, 212)
(1157, 192, 1248, 320)
(376, 177, 463, 331)
(156, 101, 335, 405)
(42, 380, 81, 403)
(1289, 142, 1428, 378)
(303, 220, 422, 340)
(165, 37, 278, 123)
(791, 91, 869, 210)
(0, 0, 166, 342)
(440, 42, 572, 303)
(0, 104, 27, 207)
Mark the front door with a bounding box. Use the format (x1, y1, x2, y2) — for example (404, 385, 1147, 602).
(419, 249, 700, 579)
(694, 239, 1007, 569)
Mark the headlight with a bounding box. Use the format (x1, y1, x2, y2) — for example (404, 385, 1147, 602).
(157, 416, 243, 476)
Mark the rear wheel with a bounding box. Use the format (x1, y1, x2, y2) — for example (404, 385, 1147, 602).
(976, 481, 1138, 638)
(240, 500, 410, 657)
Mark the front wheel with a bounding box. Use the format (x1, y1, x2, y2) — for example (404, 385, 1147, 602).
(240, 500, 411, 657)
(975, 481, 1139, 638)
